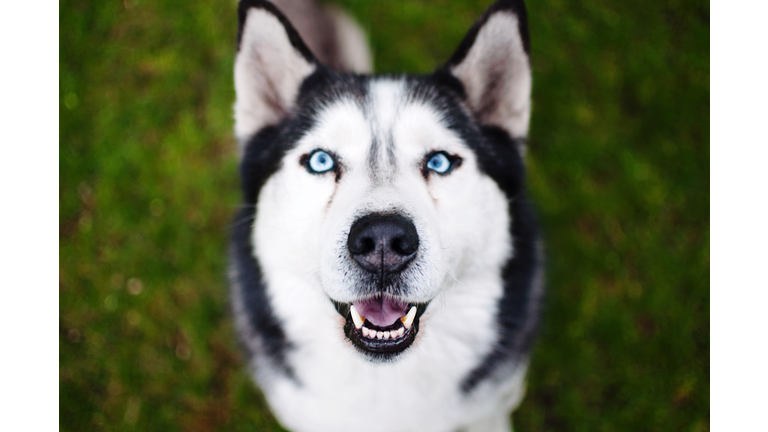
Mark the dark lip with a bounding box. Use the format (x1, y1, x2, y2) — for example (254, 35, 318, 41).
(332, 299, 430, 361)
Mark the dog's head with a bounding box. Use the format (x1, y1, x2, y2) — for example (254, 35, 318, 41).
(233, 0, 532, 361)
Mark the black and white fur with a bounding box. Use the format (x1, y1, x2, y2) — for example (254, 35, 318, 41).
(230, 1, 544, 430)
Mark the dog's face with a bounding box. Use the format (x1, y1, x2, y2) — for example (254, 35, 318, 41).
(233, 0, 532, 362)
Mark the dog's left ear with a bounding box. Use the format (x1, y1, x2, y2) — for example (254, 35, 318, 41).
(234, 0, 318, 151)
(443, 0, 532, 140)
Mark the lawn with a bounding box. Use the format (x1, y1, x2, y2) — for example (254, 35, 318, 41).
(60, 0, 709, 430)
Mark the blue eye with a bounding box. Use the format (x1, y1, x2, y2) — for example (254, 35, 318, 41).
(426, 152, 452, 174)
(307, 150, 335, 173)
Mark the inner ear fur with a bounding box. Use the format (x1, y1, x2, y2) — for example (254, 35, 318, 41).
(443, 0, 532, 140)
(234, 0, 318, 154)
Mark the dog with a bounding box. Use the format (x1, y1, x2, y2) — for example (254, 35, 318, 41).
(229, 0, 544, 430)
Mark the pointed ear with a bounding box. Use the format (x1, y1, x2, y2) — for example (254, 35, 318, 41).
(234, 0, 318, 150)
(444, 0, 532, 140)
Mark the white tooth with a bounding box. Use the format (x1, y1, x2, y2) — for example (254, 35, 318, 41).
(369, 331, 376, 339)
(383, 331, 390, 340)
(350, 305, 365, 329)
(397, 327, 405, 337)
(402, 307, 417, 330)
(376, 331, 384, 340)
(362, 327, 369, 337)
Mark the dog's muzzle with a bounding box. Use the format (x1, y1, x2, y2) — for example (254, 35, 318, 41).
(334, 213, 428, 359)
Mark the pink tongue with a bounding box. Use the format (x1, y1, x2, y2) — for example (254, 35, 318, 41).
(353, 297, 408, 327)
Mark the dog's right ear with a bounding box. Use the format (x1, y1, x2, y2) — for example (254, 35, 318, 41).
(234, 0, 317, 152)
(442, 0, 532, 142)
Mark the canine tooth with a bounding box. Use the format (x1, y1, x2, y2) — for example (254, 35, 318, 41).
(402, 307, 417, 330)
(396, 327, 405, 337)
(383, 331, 390, 340)
(362, 327, 370, 337)
(376, 331, 384, 340)
(350, 305, 365, 329)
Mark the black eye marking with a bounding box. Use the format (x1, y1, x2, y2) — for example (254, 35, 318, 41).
(422, 151, 463, 179)
(300, 149, 343, 181)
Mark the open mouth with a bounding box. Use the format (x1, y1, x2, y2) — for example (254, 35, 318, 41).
(333, 295, 429, 360)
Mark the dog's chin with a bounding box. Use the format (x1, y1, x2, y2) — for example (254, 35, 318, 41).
(332, 296, 430, 362)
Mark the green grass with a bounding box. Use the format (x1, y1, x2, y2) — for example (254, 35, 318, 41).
(60, 0, 709, 430)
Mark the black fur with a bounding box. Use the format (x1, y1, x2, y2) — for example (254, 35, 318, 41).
(231, 125, 296, 379)
(460, 126, 540, 393)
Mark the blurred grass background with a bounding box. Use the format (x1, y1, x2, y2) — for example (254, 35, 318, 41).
(59, 0, 709, 430)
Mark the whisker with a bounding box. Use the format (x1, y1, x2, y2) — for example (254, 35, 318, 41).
(227, 214, 255, 230)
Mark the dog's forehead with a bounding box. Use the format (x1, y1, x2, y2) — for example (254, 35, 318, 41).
(298, 77, 467, 171)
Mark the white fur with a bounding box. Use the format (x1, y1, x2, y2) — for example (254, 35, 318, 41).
(234, 8, 316, 154)
(451, 13, 532, 139)
(246, 79, 526, 431)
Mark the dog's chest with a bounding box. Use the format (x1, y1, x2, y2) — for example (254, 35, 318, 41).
(257, 275, 517, 432)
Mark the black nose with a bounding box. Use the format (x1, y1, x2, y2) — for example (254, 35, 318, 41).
(347, 214, 419, 274)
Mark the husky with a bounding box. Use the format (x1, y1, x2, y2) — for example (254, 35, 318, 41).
(229, 0, 544, 430)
